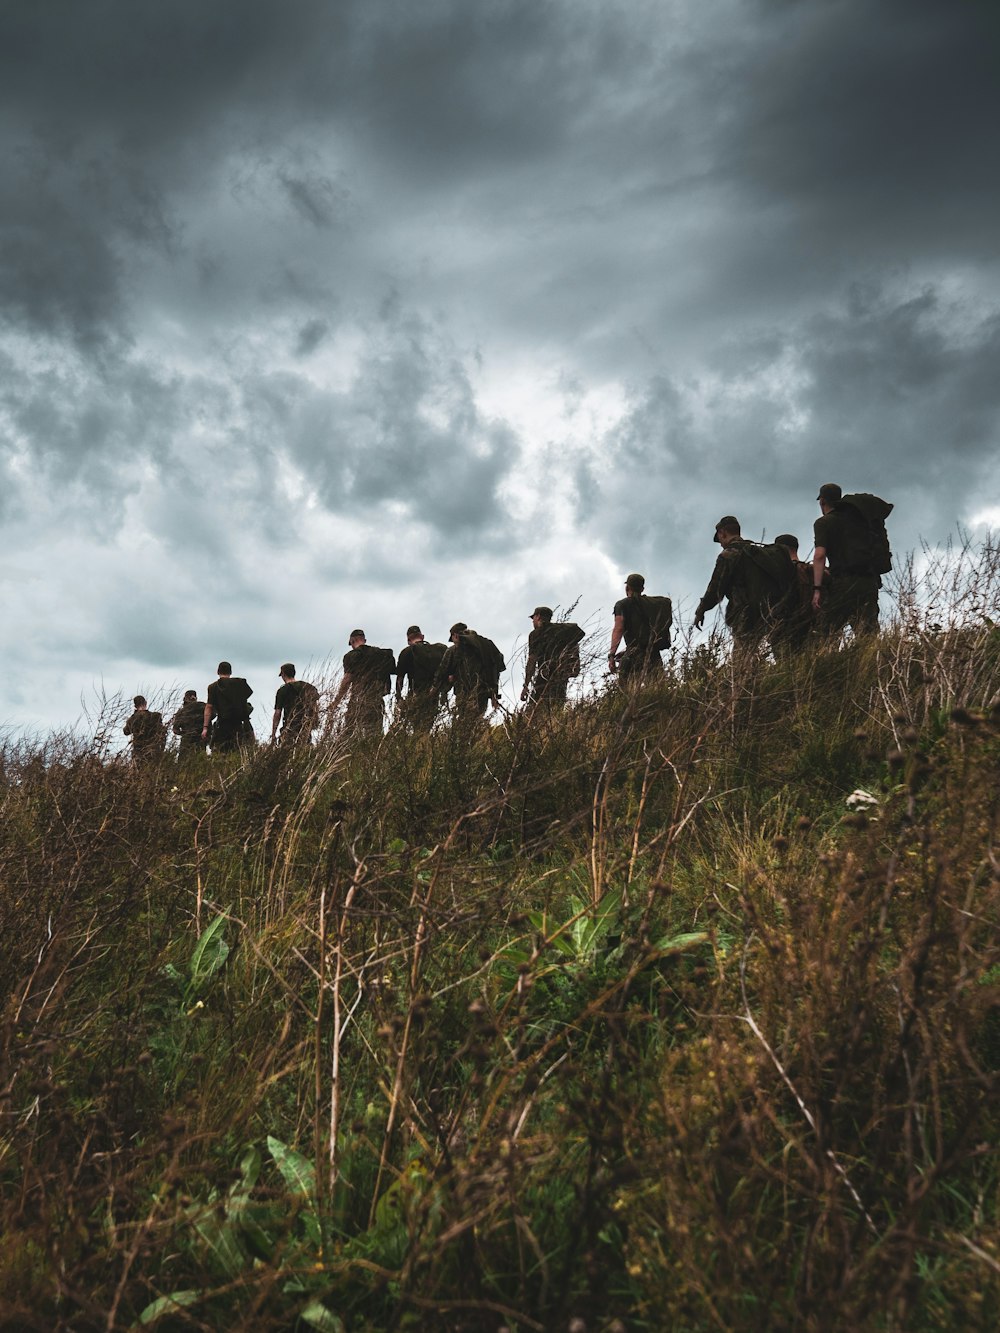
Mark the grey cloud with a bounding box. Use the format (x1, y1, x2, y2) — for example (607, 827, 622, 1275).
(729, 0, 1000, 260)
(295, 318, 330, 357)
(574, 281, 1000, 588)
(255, 311, 520, 541)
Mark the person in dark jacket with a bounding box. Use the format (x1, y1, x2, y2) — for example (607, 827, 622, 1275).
(433, 622, 504, 719)
(124, 696, 166, 766)
(171, 689, 208, 755)
(333, 631, 394, 737)
(202, 662, 254, 752)
(693, 517, 793, 652)
(522, 606, 584, 707)
(812, 483, 891, 635)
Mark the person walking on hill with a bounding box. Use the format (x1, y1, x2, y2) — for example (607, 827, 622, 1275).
(434, 622, 505, 719)
(769, 534, 820, 656)
(608, 574, 669, 686)
(813, 483, 893, 635)
(693, 517, 794, 653)
(271, 664, 321, 745)
(522, 606, 585, 708)
(202, 663, 255, 752)
(332, 630, 395, 738)
(395, 625, 446, 731)
(171, 689, 207, 756)
(124, 696, 166, 766)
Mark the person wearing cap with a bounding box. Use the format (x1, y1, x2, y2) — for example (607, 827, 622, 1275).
(271, 663, 321, 745)
(171, 689, 208, 756)
(202, 663, 255, 752)
(812, 483, 882, 635)
(522, 606, 585, 708)
(769, 534, 820, 656)
(332, 630, 396, 738)
(609, 574, 664, 686)
(433, 622, 505, 719)
(395, 625, 447, 730)
(124, 695, 167, 767)
(693, 517, 793, 652)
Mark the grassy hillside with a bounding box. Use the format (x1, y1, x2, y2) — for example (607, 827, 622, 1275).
(2, 557, 999, 1331)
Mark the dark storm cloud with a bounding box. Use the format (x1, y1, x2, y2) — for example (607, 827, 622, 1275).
(729, 0, 1000, 262)
(577, 281, 1000, 589)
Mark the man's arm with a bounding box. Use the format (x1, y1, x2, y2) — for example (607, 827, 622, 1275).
(608, 613, 625, 672)
(812, 547, 827, 613)
(332, 673, 352, 709)
(271, 708, 282, 742)
(694, 553, 734, 629)
(201, 701, 214, 741)
(521, 649, 539, 701)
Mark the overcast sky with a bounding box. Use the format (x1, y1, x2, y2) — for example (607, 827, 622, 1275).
(2, 0, 998, 739)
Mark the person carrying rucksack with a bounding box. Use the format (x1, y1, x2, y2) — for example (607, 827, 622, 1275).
(202, 663, 255, 752)
(522, 606, 586, 707)
(812, 484, 893, 635)
(609, 574, 671, 686)
(332, 630, 395, 738)
(693, 517, 795, 653)
(124, 695, 167, 767)
(271, 663, 321, 745)
(395, 625, 447, 731)
(434, 622, 505, 719)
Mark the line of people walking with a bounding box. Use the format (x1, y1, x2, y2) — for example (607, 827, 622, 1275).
(122, 483, 893, 760)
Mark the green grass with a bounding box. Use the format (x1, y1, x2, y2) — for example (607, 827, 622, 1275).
(1, 556, 999, 1331)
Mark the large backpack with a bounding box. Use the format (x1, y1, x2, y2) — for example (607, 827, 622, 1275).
(409, 640, 447, 681)
(837, 493, 894, 576)
(639, 595, 673, 651)
(738, 542, 797, 608)
(462, 631, 506, 690)
(540, 622, 586, 676)
(213, 678, 253, 724)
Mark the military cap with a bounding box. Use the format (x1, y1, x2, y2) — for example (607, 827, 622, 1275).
(713, 516, 740, 543)
(406, 624, 422, 637)
(450, 621, 468, 635)
(531, 606, 553, 620)
(774, 533, 799, 550)
(817, 483, 842, 503)
(625, 573, 645, 591)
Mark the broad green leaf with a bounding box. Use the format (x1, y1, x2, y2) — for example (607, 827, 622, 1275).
(188, 913, 230, 990)
(193, 1208, 247, 1278)
(651, 930, 709, 955)
(300, 1301, 345, 1332)
(136, 1289, 199, 1325)
(267, 1136, 316, 1199)
(267, 1136, 322, 1247)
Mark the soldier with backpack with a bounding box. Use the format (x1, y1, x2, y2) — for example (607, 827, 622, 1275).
(395, 625, 447, 730)
(813, 484, 893, 635)
(434, 622, 505, 719)
(332, 630, 395, 738)
(171, 689, 208, 756)
(693, 517, 795, 652)
(124, 696, 167, 767)
(521, 606, 585, 708)
(202, 662, 255, 752)
(608, 573, 671, 686)
(271, 663, 321, 745)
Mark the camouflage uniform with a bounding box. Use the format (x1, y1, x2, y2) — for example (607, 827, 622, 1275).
(171, 699, 208, 753)
(124, 709, 166, 766)
(207, 677, 255, 752)
(813, 508, 882, 634)
(524, 621, 584, 707)
(695, 540, 792, 650)
(342, 645, 394, 737)
(434, 630, 504, 719)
